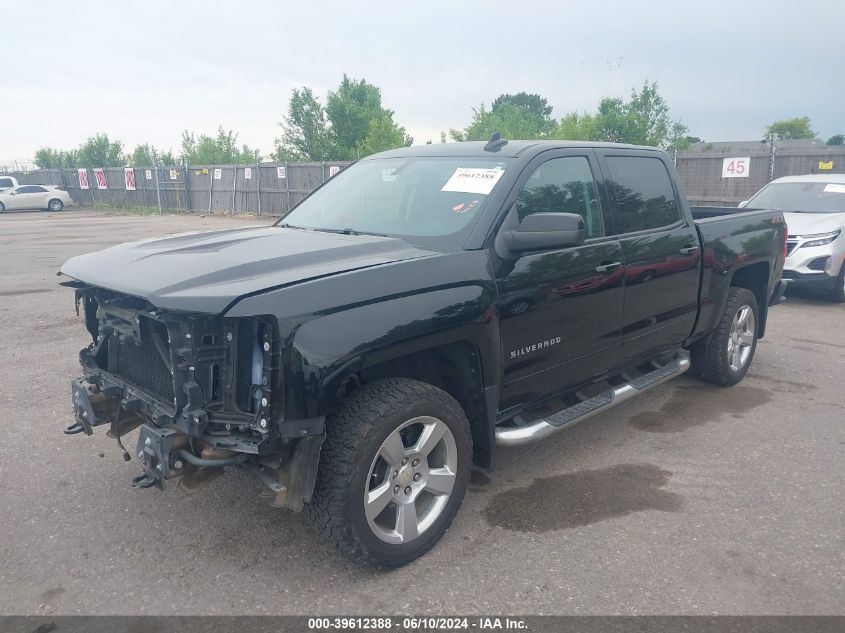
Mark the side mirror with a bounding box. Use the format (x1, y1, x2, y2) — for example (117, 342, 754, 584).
(501, 212, 586, 253)
(738, 200, 748, 208)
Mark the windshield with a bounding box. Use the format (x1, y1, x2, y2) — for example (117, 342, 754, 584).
(748, 182, 845, 213)
(277, 157, 511, 247)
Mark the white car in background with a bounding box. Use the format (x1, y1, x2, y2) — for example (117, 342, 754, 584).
(0, 184, 73, 213)
(742, 174, 845, 302)
(0, 175, 20, 189)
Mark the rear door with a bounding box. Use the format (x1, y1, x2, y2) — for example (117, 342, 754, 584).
(596, 150, 700, 365)
(494, 150, 625, 410)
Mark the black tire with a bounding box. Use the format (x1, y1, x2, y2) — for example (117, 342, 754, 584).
(308, 377, 472, 568)
(0, 202, 5, 213)
(688, 287, 759, 386)
(47, 198, 64, 212)
(829, 265, 845, 303)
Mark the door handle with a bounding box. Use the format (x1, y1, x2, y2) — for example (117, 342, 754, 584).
(680, 245, 700, 255)
(595, 262, 622, 273)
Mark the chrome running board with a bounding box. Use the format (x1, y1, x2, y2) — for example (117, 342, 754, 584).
(495, 351, 690, 447)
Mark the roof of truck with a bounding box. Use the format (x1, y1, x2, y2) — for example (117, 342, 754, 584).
(370, 139, 665, 159)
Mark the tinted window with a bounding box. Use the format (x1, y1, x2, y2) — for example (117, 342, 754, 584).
(516, 157, 603, 238)
(606, 157, 681, 233)
(18, 185, 47, 193)
(0, 178, 14, 187)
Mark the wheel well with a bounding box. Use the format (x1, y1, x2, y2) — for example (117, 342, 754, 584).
(356, 342, 491, 468)
(730, 262, 770, 337)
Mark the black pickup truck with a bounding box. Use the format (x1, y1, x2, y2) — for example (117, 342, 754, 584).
(61, 138, 787, 567)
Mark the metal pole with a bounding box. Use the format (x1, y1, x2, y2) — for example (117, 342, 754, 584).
(208, 165, 214, 213)
(152, 151, 162, 215)
(231, 164, 237, 215)
(256, 158, 261, 216)
(284, 160, 291, 214)
(768, 135, 777, 182)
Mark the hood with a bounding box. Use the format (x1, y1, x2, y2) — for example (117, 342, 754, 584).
(60, 226, 434, 313)
(783, 211, 845, 237)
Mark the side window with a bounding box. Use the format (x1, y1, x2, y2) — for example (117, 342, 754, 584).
(18, 185, 46, 193)
(0, 178, 13, 187)
(606, 157, 681, 233)
(516, 157, 604, 238)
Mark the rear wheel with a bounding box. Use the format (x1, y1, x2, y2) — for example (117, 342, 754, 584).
(308, 378, 472, 568)
(47, 198, 64, 212)
(689, 287, 759, 386)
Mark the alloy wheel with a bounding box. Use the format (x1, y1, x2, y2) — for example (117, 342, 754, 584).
(727, 304, 755, 372)
(364, 416, 457, 544)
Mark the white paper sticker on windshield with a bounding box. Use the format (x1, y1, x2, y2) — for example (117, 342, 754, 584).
(441, 168, 504, 195)
(823, 183, 845, 194)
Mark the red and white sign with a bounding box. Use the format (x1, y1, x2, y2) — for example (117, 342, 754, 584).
(276, 165, 286, 179)
(94, 168, 108, 189)
(244, 167, 252, 180)
(78, 169, 89, 190)
(722, 157, 750, 178)
(124, 168, 136, 191)
(329, 165, 340, 177)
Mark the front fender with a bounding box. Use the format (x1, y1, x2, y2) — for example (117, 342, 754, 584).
(286, 284, 500, 420)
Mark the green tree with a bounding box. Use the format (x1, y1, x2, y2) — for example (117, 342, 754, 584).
(76, 133, 125, 167)
(491, 92, 553, 118)
(552, 81, 688, 149)
(34, 147, 79, 168)
(129, 144, 179, 166)
(275, 77, 411, 160)
(180, 126, 259, 164)
(325, 75, 411, 159)
(358, 113, 413, 157)
(450, 101, 555, 142)
(827, 134, 844, 145)
(765, 116, 816, 140)
(554, 112, 598, 141)
(273, 87, 333, 161)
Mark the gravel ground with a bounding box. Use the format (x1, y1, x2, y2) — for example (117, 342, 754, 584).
(0, 208, 842, 615)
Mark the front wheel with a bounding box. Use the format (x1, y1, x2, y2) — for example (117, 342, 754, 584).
(689, 287, 759, 386)
(309, 378, 472, 568)
(47, 198, 64, 212)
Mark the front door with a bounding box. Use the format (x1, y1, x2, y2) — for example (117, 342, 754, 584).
(494, 151, 624, 411)
(597, 151, 700, 364)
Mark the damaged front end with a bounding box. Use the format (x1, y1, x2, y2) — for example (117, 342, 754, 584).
(65, 284, 323, 509)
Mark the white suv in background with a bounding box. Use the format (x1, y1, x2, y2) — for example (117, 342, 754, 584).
(743, 174, 845, 302)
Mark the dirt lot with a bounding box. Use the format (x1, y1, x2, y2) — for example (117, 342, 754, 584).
(0, 208, 842, 615)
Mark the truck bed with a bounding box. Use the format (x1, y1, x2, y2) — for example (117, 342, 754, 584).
(689, 206, 786, 341)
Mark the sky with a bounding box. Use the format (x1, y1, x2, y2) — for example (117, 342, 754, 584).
(2, 0, 843, 168)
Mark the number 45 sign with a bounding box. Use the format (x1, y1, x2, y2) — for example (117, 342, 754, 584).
(722, 156, 750, 178)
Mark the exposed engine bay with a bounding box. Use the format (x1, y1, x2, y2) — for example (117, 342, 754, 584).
(66, 284, 323, 509)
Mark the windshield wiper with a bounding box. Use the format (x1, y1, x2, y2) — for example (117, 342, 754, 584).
(277, 224, 389, 237)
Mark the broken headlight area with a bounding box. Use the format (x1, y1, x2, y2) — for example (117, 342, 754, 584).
(67, 286, 299, 498)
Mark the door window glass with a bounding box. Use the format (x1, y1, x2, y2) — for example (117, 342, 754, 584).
(606, 157, 681, 232)
(516, 157, 604, 238)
